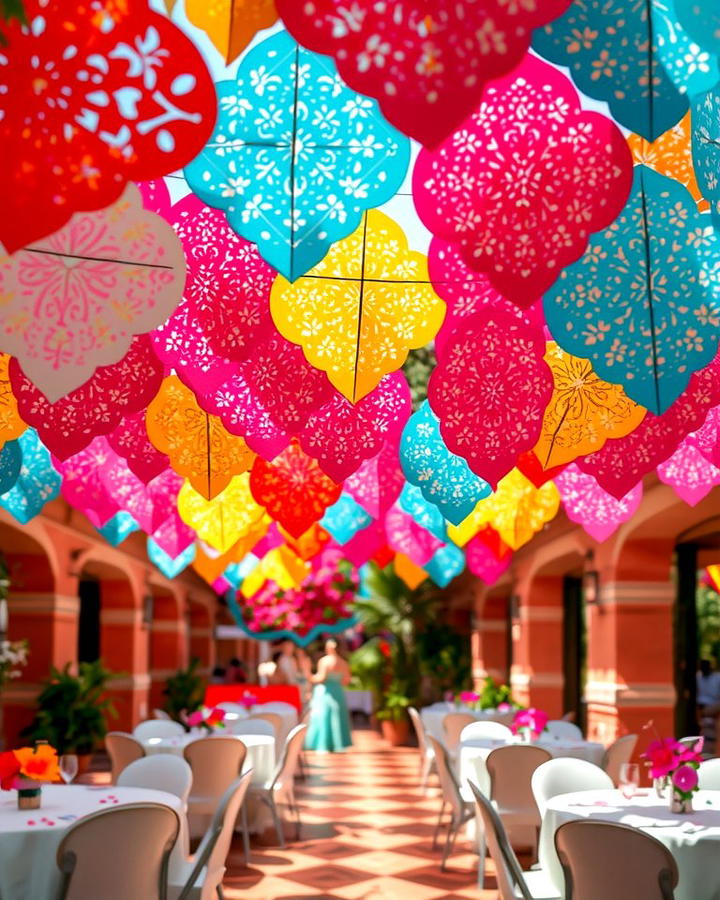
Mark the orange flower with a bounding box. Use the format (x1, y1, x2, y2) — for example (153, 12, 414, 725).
(13, 745, 60, 783)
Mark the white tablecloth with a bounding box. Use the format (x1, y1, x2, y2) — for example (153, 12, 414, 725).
(541, 788, 720, 900)
(0, 784, 187, 900)
(249, 704, 298, 746)
(345, 689, 374, 716)
(421, 705, 515, 742)
(143, 732, 276, 786)
(459, 736, 605, 801)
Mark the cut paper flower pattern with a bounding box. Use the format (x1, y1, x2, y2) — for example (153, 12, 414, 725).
(108, 410, 169, 486)
(555, 464, 643, 543)
(657, 440, 720, 506)
(345, 440, 404, 519)
(321, 494, 372, 545)
(466, 529, 512, 586)
(185, 0, 278, 64)
(385, 503, 443, 566)
(0, 440, 21, 497)
(55, 438, 120, 529)
(691, 85, 720, 227)
(687, 407, 720, 469)
(0, 428, 61, 524)
(184, 30, 409, 281)
(424, 541, 465, 588)
(0, 356, 26, 449)
(178, 473, 265, 553)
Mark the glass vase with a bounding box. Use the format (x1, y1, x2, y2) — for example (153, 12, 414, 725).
(670, 790, 693, 814)
(17, 783, 41, 810)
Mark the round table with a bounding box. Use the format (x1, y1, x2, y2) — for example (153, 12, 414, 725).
(421, 705, 514, 742)
(143, 732, 276, 785)
(541, 788, 720, 900)
(0, 784, 187, 900)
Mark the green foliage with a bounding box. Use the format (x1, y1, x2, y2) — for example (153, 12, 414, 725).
(697, 583, 720, 663)
(22, 660, 116, 754)
(479, 675, 514, 710)
(402, 345, 436, 412)
(416, 624, 472, 696)
(376, 682, 411, 721)
(162, 658, 205, 724)
(349, 638, 386, 699)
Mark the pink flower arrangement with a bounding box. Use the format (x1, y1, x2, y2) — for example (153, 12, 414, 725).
(458, 690, 481, 707)
(510, 707, 548, 739)
(187, 707, 226, 731)
(642, 734, 703, 803)
(240, 691, 258, 710)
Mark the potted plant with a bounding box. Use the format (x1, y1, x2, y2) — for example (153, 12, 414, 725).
(22, 660, 116, 771)
(162, 658, 205, 725)
(377, 684, 411, 746)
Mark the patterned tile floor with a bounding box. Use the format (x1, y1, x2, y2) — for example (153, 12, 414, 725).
(222, 729, 506, 899)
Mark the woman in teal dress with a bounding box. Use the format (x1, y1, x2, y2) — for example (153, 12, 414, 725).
(305, 640, 353, 752)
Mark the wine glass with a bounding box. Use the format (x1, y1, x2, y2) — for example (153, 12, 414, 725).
(619, 762, 640, 799)
(59, 754, 78, 785)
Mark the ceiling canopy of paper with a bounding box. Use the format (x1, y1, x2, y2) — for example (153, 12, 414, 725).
(544, 166, 720, 415)
(147, 537, 196, 579)
(400, 401, 492, 526)
(424, 541, 465, 588)
(150, 511, 196, 559)
(271, 209, 444, 402)
(657, 440, 720, 506)
(184, 30, 410, 281)
(178, 473, 265, 553)
(428, 308, 553, 489)
(534, 345, 646, 470)
(108, 411, 169, 486)
(579, 352, 720, 498)
(533, 0, 688, 141)
(0, 428, 61, 524)
(101, 462, 182, 536)
(249, 441, 342, 538)
(385, 503, 443, 566)
(691, 85, 720, 227)
(55, 438, 119, 529)
(0, 355, 26, 449)
(298, 373, 411, 482)
(342, 518, 386, 567)
(186, 0, 278, 64)
(0, 0, 216, 253)
(280, 523, 331, 563)
(687, 407, 720, 469)
(555, 464, 643, 542)
(146, 375, 254, 500)
(9, 335, 165, 460)
(321, 494, 373, 545)
(466, 529, 512, 586)
(345, 440, 404, 519)
(0, 440, 21, 497)
(277, 0, 572, 148)
(413, 54, 632, 307)
(97, 511, 140, 547)
(398, 483, 447, 544)
(0, 184, 185, 402)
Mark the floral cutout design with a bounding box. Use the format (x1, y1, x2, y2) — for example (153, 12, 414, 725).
(466, 529, 512, 586)
(534, 344, 646, 470)
(54, 438, 121, 529)
(277, 0, 571, 148)
(397, 483, 447, 543)
(108, 410, 170, 486)
(184, 30, 409, 281)
(687, 407, 720, 469)
(385, 503, 444, 566)
(555, 464, 643, 542)
(657, 440, 720, 506)
(178, 473, 265, 553)
(185, 0, 278, 64)
(345, 440, 404, 519)
(146, 375, 255, 500)
(656, 0, 720, 97)
(544, 166, 720, 415)
(424, 541, 465, 588)
(414, 54, 632, 307)
(400, 401, 491, 526)
(427, 307, 553, 489)
(0, 440, 21, 497)
(97, 511, 140, 547)
(0, 429, 61, 525)
(0, 356, 26, 449)
(101, 462, 182, 537)
(0, 184, 185, 402)
(691, 84, 720, 227)
(321, 494, 372, 545)
(271, 209, 444, 402)
(0, 0, 216, 252)
(150, 512, 197, 559)
(147, 537, 196, 579)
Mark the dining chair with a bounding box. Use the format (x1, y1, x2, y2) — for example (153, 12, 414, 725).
(256, 701, 297, 716)
(249, 723, 307, 847)
(486, 744, 552, 859)
(409, 706, 437, 792)
(460, 720, 513, 743)
(468, 782, 561, 900)
(247, 711, 283, 741)
(545, 720, 583, 741)
(698, 757, 720, 789)
(56, 802, 180, 900)
(134, 719, 186, 741)
(531, 758, 613, 817)
(678, 734, 703, 750)
(297, 705, 312, 782)
(117, 755, 193, 808)
(561, 712, 576, 722)
(427, 736, 475, 870)
(106, 731, 145, 783)
(554, 819, 678, 900)
(173, 771, 253, 900)
(184, 737, 247, 840)
(228, 718, 274, 737)
(154, 709, 172, 720)
(601, 734, 638, 786)
(442, 712, 477, 758)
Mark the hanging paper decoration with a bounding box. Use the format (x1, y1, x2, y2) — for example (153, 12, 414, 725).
(97, 512, 140, 547)
(394, 553, 428, 590)
(466, 529, 512, 586)
(10, 336, 164, 460)
(255, 545, 311, 591)
(544, 166, 720, 415)
(178, 473, 265, 553)
(108, 411, 169, 486)
(687, 407, 720, 469)
(271, 210, 444, 401)
(146, 375, 254, 500)
(280, 523, 331, 563)
(147, 538, 196, 579)
(555, 465, 643, 542)
(424, 541, 465, 588)
(400, 401, 491, 526)
(428, 308, 553, 489)
(0, 355, 26, 449)
(534, 345, 646, 470)
(342, 519, 387, 567)
(250, 522, 284, 560)
(398, 483, 447, 544)
(101, 463, 182, 536)
(676, 0, 720, 61)
(321, 494, 373, 545)
(516, 451, 566, 490)
(579, 353, 720, 498)
(200, 333, 334, 461)
(54, 438, 120, 528)
(185, 30, 409, 281)
(0, 428, 61, 524)
(657, 441, 720, 506)
(691, 85, 720, 226)
(655, 0, 720, 98)
(277, 0, 572, 148)
(385, 504, 444, 566)
(0, 185, 185, 402)
(0, 0, 216, 253)
(194, 541, 245, 586)
(185, 0, 278, 63)
(533, 0, 688, 141)
(414, 54, 632, 307)
(298, 373, 411, 482)
(0, 440, 21, 497)
(149, 511, 196, 560)
(345, 440, 404, 519)
(249, 441, 341, 539)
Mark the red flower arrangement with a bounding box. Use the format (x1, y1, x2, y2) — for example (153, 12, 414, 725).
(510, 708, 549, 740)
(0, 744, 60, 790)
(643, 729, 703, 812)
(186, 707, 226, 732)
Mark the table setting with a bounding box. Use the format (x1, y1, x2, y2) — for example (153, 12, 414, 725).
(142, 730, 275, 786)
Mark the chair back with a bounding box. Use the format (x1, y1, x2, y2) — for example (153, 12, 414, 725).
(229, 717, 274, 737)
(468, 781, 533, 900)
(698, 757, 720, 790)
(117, 755, 193, 807)
(442, 712, 477, 751)
(487, 745, 551, 825)
(271, 723, 308, 789)
(249, 711, 283, 739)
(545, 720, 583, 741)
(216, 702, 248, 716)
(428, 736, 466, 823)
(555, 819, 678, 900)
(133, 719, 185, 741)
(460, 721, 513, 743)
(678, 735, 703, 750)
(153, 709, 171, 720)
(106, 731, 145, 783)
(409, 706, 429, 756)
(56, 802, 179, 900)
(532, 758, 613, 817)
(184, 737, 247, 802)
(257, 701, 297, 716)
(602, 734, 638, 786)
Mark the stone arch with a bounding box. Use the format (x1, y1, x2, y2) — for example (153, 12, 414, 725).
(147, 580, 187, 712)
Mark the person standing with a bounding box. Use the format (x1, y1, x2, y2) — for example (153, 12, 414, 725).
(275, 640, 299, 685)
(305, 640, 352, 753)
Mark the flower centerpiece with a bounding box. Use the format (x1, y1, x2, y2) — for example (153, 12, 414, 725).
(186, 707, 226, 733)
(510, 707, 549, 742)
(0, 639, 28, 688)
(239, 691, 258, 710)
(457, 689, 481, 710)
(643, 735, 703, 813)
(0, 743, 60, 809)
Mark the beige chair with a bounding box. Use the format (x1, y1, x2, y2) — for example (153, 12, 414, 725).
(106, 731, 145, 783)
(409, 706, 436, 792)
(428, 736, 475, 870)
(602, 734, 638, 786)
(545, 720, 583, 741)
(532, 758, 613, 817)
(229, 718, 274, 737)
(460, 720, 513, 743)
(249, 723, 307, 847)
(698, 757, 720, 789)
(56, 802, 179, 900)
(184, 737, 247, 839)
(442, 712, 477, 757)
(134, 719, 186, 741)
(554, 819, 678, 900)
(117, 755, 193, 808)
(469, 782, 560, 900)
(173, 772, 253, 900)
(248, 711, 283, 741)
